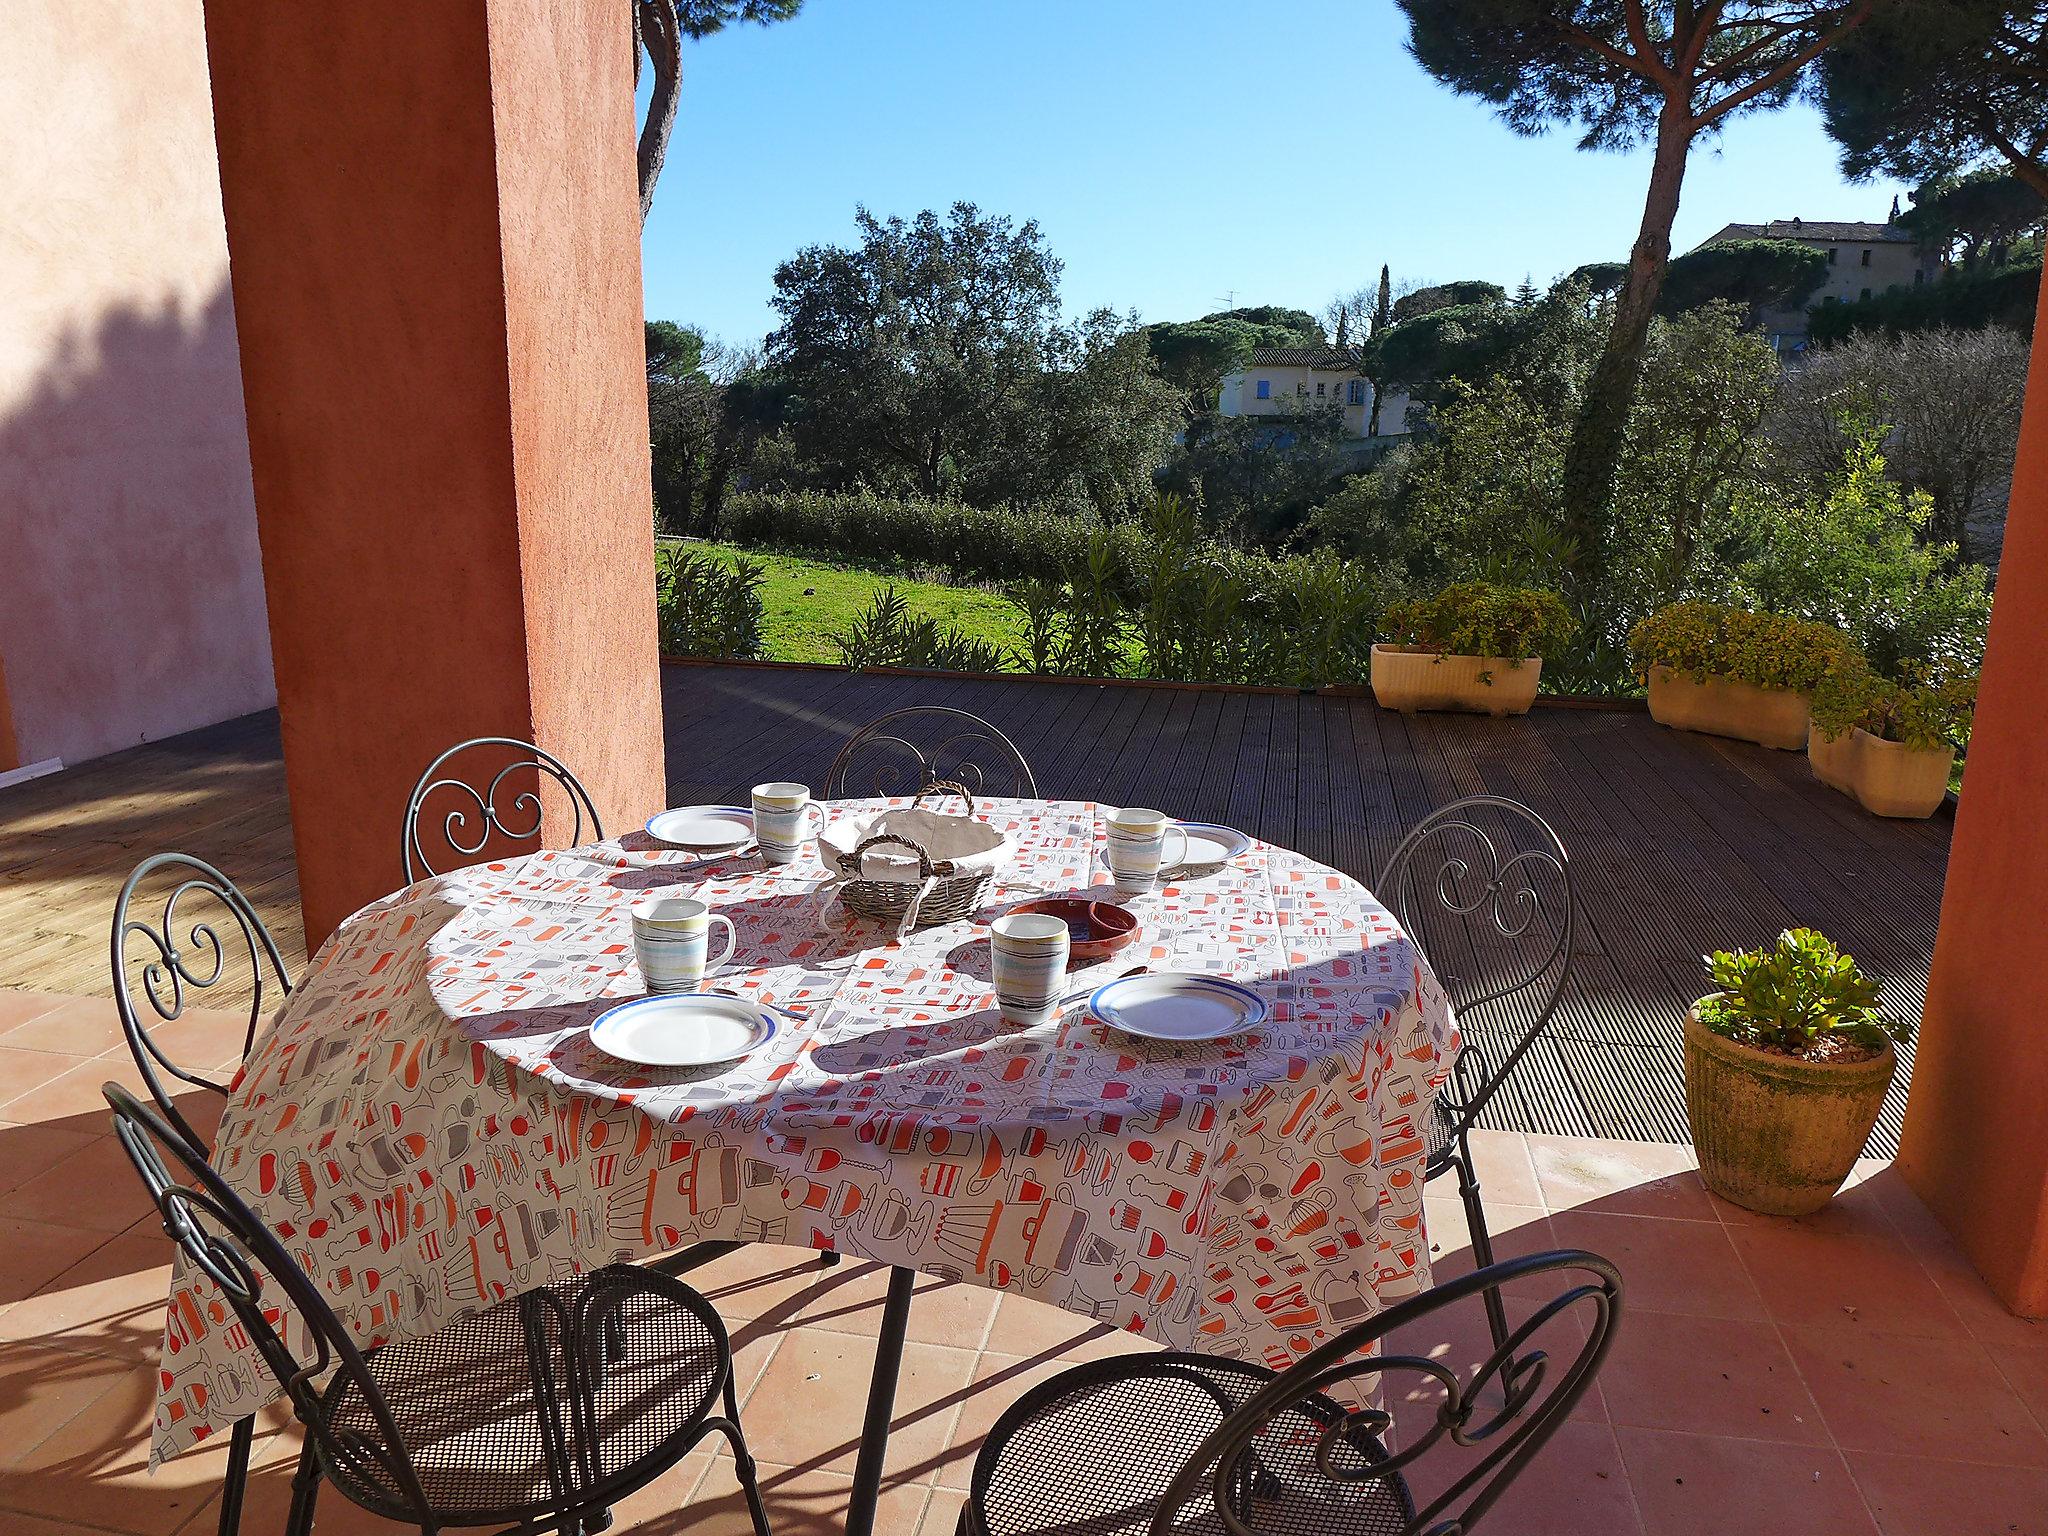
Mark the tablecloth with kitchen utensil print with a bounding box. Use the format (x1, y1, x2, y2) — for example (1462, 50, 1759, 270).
(150, 796, 1458, 1463)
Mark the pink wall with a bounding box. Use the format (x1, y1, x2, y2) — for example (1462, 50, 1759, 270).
(0, 0, 273, 769)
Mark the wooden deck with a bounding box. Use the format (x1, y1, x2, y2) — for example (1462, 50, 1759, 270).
(663, 663, 1950, 1152)
(0, 664, 1950, 1151)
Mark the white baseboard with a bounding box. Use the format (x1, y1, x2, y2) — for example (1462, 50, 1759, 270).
(0, 757, 63, 790)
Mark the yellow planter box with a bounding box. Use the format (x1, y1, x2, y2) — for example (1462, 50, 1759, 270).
(1808, 723, 1954, 819)
(1646, 665, 1809, 750)
(1369, 644, 1541, 716)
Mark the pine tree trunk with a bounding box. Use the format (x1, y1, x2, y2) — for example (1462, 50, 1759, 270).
(636, 0, 682, 225)
(1561, 102, 1693, 586)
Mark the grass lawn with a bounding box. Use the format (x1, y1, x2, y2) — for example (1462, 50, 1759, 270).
(673, 539, 1028, 666)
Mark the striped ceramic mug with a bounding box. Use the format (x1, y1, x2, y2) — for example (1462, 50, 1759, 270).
(991, 911, 1070, 1026)
(1105, 807, 1190, 896)
(631, 896, 737, 994)
(752, 782, 824, 866)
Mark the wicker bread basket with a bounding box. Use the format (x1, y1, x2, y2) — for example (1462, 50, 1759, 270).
(819, 782, 1013, 930)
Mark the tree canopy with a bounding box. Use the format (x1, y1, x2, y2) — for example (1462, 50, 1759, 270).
(764, 203, 1179, 512)
(1820, 1, 2048, 197)
(1393, 280, 1508, 323)
(1658, 239, 1830, 324)
(1140, 308, 1323, 406)
(1900, 169, 2048, 266)
(1396, 1, 1876, 585)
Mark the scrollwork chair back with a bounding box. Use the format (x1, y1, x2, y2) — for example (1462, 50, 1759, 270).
(401, 736, 605, 883)
(825, 707, 1038, 800)
(110, 853, 293, 1156)
(1378, 795, 1575, 1146)
(1152, 1250, 1622, 1536)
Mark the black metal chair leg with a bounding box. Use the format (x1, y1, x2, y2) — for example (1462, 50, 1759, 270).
(714, 1379, 774, 1536)
(213, 1414, 254, 1536)
(282, 1434, 322, 1536)
(845, 1265, 915, 1536)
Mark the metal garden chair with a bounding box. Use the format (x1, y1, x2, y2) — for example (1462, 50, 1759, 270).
(106, 1082, 772, 1536)
(825, 707, 1037, 800)
(111, 852, 293, 1158)
(962, 1249, 1621, 1536)
(1378, 795, 1575, 1377)
(403, 736, 605, 882)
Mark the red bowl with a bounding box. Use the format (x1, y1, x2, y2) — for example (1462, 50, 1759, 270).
(1008, 897, 1140, 966)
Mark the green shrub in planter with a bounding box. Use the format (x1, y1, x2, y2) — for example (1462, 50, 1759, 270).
(1628, 601, 1857, 693)
(1810, 659, 1976, 753)
(1383, 581, 1575, 666)
(1696, 928, 1906, 1057)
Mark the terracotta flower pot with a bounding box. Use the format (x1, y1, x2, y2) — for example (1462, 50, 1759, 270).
(1682, 1003, 1895, 1216)
(1807, 724, 1953, 820)
(1370, 644, 1541, 717)
(1646, 665, 1809, 750)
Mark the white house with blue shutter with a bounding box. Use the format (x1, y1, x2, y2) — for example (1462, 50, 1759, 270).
(1216, 346, 1410, 439)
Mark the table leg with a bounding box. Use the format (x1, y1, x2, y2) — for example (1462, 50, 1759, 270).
(845, 1264, 915, 1536)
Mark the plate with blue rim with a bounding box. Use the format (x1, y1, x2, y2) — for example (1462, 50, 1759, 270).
(645, 804, 754, 851)
(589, 994, 776, 1067)
(1086, 972, 1268, 1043)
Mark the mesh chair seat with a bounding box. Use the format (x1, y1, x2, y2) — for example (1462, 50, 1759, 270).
(969, 1353, 1413, 1536)
(322, 1266, 727, 1525)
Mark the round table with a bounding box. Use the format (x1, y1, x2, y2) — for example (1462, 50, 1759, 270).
(153, 795, 1459, 1526)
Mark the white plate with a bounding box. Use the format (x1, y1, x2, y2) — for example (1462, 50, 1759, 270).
(589, 994, 777, 1067)
(1087, 972, 1268, 1042)
(646, 805, 754, 850)
(1175, 822, 1251, 869)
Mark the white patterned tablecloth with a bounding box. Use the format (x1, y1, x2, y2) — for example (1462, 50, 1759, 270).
(151, 797, 1458, 1463)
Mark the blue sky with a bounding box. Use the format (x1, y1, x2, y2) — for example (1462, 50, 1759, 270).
(640, 0, 1908, 348)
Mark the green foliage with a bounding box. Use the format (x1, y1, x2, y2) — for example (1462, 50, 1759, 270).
(1806, 258, 2043, 342)
(1900, 170, 2048, 269)
(1392, 280, 1509, 323)
(1368, 301, 1524, 400)
(645, 320, 723, 534)
(1384, 581, 1575, 664)
(764, 202, 1179, 514)
(1697, 929, 1905, 1056)
(831, 586, 1011, 674)
(1628, 602, 1859, 694)
(1140, 307, 1325, 409)
(1658, 240, 1829, 323)
(1820, 0, 2047, 192)
(1731, 431, 1992, 677)
(1160, 406, 1355, 545)
(1811, 657, 1977, 752)
(654, 545, 765, 659)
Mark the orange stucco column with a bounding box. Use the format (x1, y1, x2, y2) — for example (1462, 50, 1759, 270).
(1896, 265, 2048, 1317)
(202, 0, 664, 947)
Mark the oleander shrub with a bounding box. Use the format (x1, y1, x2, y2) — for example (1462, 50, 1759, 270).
(832, 587, 1011, 675)
(1628, 602, 1857, 695)
(1383, 581, 1575, 664)
(655, 545, 765, 659)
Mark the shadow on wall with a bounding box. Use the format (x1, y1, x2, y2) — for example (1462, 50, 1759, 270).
(0, 279, 274, 769)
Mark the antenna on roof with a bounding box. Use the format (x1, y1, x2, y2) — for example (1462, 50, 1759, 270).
(1215, 290, 1236, 308)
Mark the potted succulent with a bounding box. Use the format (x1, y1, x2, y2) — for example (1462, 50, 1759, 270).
(1628, 602, 1857, 750)
(1684, 929, 1909, 1216)
(1808, 661, 1972, 819)
(1371, 580, 1575, 716)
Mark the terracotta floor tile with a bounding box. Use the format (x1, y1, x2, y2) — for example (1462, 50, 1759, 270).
(920, 1485, 968, 1534)
(1546, 1210, 1765, 1321)
(0, 1227, 174, 1362)
(667, 1462, 932, 1536)
(0, 1342, 139, 1472)
(981, 1290, 1154, 1364)
(0, 1044, 96, 1111)
(0, 1131, 158, 1233)
(1845, 1449, 2048, 1536)
(1782, 1325, 2048, 1466)
(1462, 1128, 1544, 1206)
(1426, 1200, 1563, 1299)
(1594, 1310, 1829, 1442)
(736, 1327, 980, 1484)
(1526, 1135, 1717, 1220)
(931, 1351, 1088, 1491)
(1616, 1428, 1876, 1536)
(1998, 1339, 2048, 1434)
(0, 1215, 119, 1306)
(1384, 1285, 1609, 1426)
(1706, 1168, 1904, 1241)
(1912, 1236, 2048, 1354)
(1732, 1224, 1964, 1338)
(0, 991, 67, 1034)
(1405, 1418, 1643, 1535)
(0, 1117, 101, 1195)
(2, 1056, 139, 1125)
(791, 1264, 1003, 1351)
(2, 995, 131, 1059)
